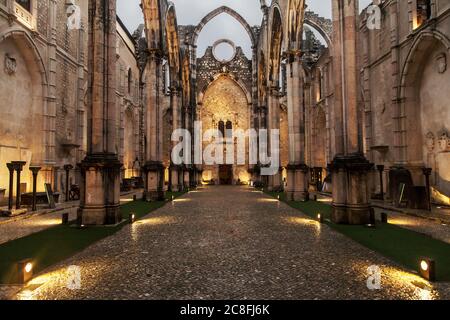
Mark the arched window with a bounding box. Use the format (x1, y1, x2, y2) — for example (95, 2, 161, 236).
(16, 0, 31, 12)
(226, 121, 233, 139)
(127, 68, 132, 94)
(218, 121, 225, 137)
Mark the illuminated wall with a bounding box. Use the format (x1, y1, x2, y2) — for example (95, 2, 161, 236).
(200, 75, 250, 184)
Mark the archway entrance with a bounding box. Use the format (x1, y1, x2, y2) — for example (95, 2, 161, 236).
(219, 165, 233, 185)
(199, 74, 250, 185)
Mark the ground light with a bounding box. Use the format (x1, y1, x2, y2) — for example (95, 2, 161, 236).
(129, 212, 136, 224)
(62, 212, 69, 225)
(18, 259, 33, 284)
(419, 258, 436, 281)
(317, 213, 324, 223)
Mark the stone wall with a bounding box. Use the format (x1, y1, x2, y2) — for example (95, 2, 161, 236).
(0, 1, 143, 199)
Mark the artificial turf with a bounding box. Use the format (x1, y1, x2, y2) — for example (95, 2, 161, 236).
(265, 191, 450, 282)
(0, 191, 185, 284)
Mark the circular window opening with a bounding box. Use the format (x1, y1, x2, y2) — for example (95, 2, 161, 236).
(213, 39, 236, 63)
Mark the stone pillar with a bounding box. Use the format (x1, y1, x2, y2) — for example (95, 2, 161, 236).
(267, 86, 281, 191)
(183, 166, 190, 191)
(30, 166, 41, 212)
(12, 161, 26, 210)
(377, 165, 385, 201)
(286, 52, 309, 201)
(169, 86, 182, 192)
(330, 0, 373, 224)
(7, 163, 14, 211)
(80, 0, 122, 225)
(423, 167, 432, 211)
(143, 43, 164, 200)
(64, 164, 73, 202)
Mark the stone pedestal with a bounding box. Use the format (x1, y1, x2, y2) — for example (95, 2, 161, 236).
(267, 168, 282, 192)
(79, 154, 122, 225)
(286, 164, 309, 201)
(12, 161, 26, 210)
(183, 166, 191, 190)
(329, 154, 373, 225)
(29, 166, 41, 212)
(170, 165, 181, 192)
(144, 161, 165, 201)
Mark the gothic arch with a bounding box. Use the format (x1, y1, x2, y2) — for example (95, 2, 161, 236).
(165, 4, 180, 77)
(191, 6, 256, 48)
(198, 73, 252, 106)
(0, 28, 48, 85)
(287, 0, 306, 50)
(397, 30, 450, 164)
(141, 0, 162, 50)
(304, 11, 332, 48)
(0, 27, 49, 163)
(268, 5, 283, 83)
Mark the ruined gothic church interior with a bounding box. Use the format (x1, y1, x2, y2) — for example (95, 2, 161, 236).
(0, 0, 449, 226)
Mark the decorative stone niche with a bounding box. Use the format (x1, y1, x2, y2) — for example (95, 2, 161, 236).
(436, 53, 447, 74)
(4, 53, 17, 75)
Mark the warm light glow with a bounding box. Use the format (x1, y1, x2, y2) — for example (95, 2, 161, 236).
(173, 198, 190, 203)
(140, 216, 177, 226)
(25, 262, 33, 273)
(120, 198, 134, 203)
(259, 199, 279, 203)
(421, 260, 429, 271)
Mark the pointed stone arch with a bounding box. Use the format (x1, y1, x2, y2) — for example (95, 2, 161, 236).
(165, 4, 181, 78)
(268, 5, 283, 83)
(304, 11, 332, 48)
(287, 0, 306, 50)
(190, 6, 256, 48)
(396, 29, 450, 164)
(141, 0, 162, 50)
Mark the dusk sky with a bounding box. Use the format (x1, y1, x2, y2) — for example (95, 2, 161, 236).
(117, 0, 373, 58)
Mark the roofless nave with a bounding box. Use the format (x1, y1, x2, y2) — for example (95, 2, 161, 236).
(0, 0, 449, 226)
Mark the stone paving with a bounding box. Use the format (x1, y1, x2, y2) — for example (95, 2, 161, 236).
(6, 186, 450, 300)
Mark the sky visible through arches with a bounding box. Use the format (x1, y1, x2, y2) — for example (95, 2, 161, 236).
(118, 0, 373, 58)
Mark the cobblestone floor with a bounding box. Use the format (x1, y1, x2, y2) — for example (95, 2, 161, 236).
(7, 186, 450, 300)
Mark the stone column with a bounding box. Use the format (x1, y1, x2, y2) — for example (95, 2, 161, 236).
(377, 165, 385, 201)
(330, 0, 373, 224)
(169, 86, 181, 192)
(286, 51, 309, 201)
(64, 164, 73, 202)
(30, 166, 41, 212)
(423, 167, 432, 211)
(7, 163, 14, 211)
(80, 0, 122, 225)
(12, 161, 26, 210)
(144, 51, 165, 201)
(267, 86, 281, 191)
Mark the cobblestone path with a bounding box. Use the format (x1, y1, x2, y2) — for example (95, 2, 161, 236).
(11, 186, 450, 300)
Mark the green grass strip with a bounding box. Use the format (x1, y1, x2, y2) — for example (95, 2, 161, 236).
(0, 191, 185, 284)
(265, 190, 450, 282)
